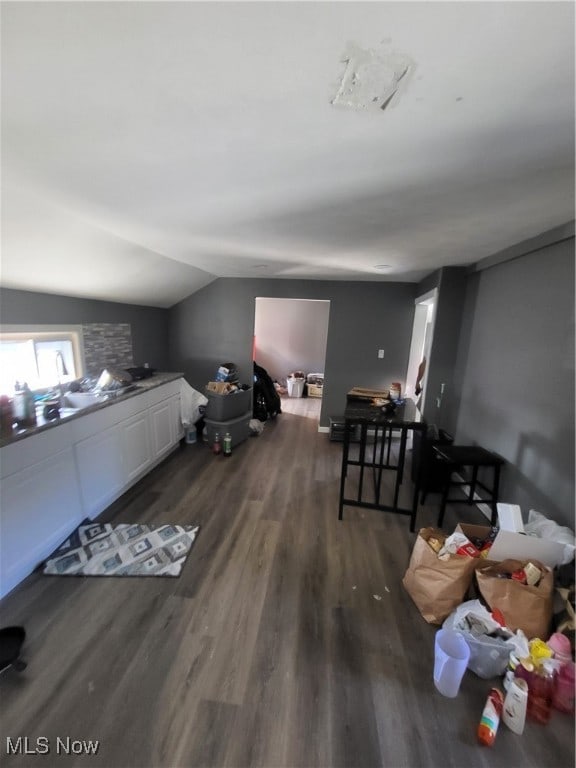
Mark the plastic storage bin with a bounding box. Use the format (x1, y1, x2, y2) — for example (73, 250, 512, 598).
(204, 386, 252, 421)
(287, 377, 305, 398)
(205, 410, 251, 449)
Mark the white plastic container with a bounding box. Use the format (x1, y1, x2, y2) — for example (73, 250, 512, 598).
(287, 377, 305, 398)
(433, 629, 470, 698)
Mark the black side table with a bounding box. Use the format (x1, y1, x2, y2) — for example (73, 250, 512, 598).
(432, 444, 505, 527)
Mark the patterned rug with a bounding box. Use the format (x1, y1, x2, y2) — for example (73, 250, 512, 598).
(43, 522, 199, 578)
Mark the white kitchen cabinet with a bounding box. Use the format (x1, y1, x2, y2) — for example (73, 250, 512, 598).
(121, 410, 152, 483)
(0, 377, 184, 598)
(0, 447, 83, 597)
(150, 398, 174, 460)
(150, 393, 182, 460)
(75, 423, 125, 519)
(171, 394, 184, 441)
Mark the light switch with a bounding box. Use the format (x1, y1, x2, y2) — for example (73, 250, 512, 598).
(378, 349, 385, 359)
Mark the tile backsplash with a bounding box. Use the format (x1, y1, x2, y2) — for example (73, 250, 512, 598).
(82, 323, 134, 377)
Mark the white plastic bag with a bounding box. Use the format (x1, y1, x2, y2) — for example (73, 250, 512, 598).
(179, 380, 208, 428)
(525, 509, 575, 566)
(443, 600, 527, 679)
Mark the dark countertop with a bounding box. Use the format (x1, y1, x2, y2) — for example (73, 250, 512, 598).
(344, 397, 425, 428)
(0, 372, 184, 449)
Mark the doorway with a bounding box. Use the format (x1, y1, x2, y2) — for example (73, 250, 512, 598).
(253, 297, 330, 421)
(405, 288, 437, 411)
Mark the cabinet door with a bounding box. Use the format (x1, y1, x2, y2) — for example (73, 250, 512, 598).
(171, 395, 184, 440)
(150, 397, 180, 459)
(120, 411, 152, 483)
(0, 448, 83, 598)
(75, 424, 124, 519)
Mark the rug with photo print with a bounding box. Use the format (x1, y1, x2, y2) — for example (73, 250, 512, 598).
(43, 522, 200, 577)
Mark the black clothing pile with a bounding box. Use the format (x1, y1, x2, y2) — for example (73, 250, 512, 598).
(253, 362, 281, 421)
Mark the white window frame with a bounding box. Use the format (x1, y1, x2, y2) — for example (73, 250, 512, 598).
(0, 325, 85, 392)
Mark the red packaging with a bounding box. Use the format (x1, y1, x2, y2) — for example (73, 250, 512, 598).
(456, 542, 481, 558)
(511, 569, 527, 584)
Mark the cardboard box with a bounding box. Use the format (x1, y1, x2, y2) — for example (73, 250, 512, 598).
(308, 383, 323, 398)
(206, 381, 235, 395)
(456, 503, 566, 569)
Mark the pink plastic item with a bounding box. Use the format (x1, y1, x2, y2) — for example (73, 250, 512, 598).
(552, 661, 575, 714)
(547, 633, 573, 666)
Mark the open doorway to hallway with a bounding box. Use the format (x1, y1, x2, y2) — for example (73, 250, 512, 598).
(405, 288, 437, 411)
(253, 298, 330, 423)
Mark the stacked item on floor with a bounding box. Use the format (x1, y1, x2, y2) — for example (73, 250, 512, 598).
(286, 371, 305, 398)
(306, 372, 324, 398)
(204, 364, 252, 449)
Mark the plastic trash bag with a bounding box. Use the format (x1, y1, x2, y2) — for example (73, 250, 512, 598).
(443, 600, 528, 679)
(180, 380, 208, 428)
(525, 510, 576, 566)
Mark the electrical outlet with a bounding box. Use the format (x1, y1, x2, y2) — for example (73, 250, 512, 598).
(378, 349, 385, 359)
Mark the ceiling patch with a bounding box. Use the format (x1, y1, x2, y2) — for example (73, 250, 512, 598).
(331, 42, 416, 112)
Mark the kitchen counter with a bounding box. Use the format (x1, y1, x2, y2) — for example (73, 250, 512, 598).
(0, 372, 184, 448)
(1, 373, 186, 598)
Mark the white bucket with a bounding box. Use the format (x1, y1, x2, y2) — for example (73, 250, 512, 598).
(287, 377, 305, 398)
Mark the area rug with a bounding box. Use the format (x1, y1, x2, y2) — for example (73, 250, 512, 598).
(43, 522, 200, 578)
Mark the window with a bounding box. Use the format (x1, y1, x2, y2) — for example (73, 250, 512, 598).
(0, 326, 84, 395)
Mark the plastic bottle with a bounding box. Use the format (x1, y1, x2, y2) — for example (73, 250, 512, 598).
(0, 395, 14, 437)
(503, 677, 528, 734)
(477, 688, 504, 746)
(547, 633, 573, 667)
(13, 382, 36, 428)
(522, 662, 555, 724)
(212, 432, 222, 455)
(552, 661, 575, 714)
(24, 383, 37, 427)
(223, 432, 232, 457)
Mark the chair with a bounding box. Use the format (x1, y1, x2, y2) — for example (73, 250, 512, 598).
(432, 445, 505, 527)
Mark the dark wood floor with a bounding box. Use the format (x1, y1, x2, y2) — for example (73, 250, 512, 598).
(0, 397, 573, 768)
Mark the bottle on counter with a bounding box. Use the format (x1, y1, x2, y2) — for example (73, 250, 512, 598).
(13, 382, 37, 429)
(212, 432, 222, 455)
(477, 688, 504, 746)
(223, 432, 232, 457)
(0, 395, 14, 437)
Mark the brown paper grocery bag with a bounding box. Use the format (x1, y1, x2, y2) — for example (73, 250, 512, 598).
(402, 528, 478, 624)
(476, 559, 553, 640)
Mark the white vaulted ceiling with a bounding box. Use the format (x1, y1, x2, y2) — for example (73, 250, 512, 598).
(1, 1, 574, 308)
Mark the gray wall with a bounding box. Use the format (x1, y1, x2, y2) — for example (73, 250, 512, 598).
(254, 298, 330, 382)
(0, 288, 171, 372)
(453, 237, 575, 527)
(169, 278, 417, 426)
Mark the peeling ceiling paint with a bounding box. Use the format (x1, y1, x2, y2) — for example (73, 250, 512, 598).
(331, 42, 416, 111)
